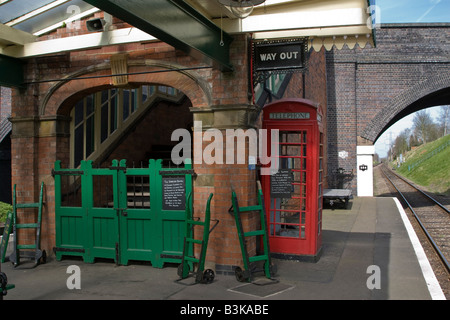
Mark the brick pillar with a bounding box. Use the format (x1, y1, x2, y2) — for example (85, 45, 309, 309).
(10, 113, 70, 255)
(191, 104, 260, 274)
(10, 116, 40, 253)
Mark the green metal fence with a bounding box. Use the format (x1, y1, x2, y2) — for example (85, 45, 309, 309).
(408, 139, 450, 171)
(53, 159, 193, 268)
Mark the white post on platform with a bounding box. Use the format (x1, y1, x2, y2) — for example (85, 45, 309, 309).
(357, 145, 374, 197)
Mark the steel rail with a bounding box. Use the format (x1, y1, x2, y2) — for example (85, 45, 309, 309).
(387, 167, 450, 215)
(381, 165, 450, 273)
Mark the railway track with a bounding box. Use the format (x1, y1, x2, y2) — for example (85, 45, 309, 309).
(380, 165, 450, 277)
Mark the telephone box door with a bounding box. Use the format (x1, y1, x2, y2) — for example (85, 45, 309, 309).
(262, 99, 323, 259)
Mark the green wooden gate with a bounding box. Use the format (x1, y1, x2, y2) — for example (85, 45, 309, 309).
(53, 159, 193, 268)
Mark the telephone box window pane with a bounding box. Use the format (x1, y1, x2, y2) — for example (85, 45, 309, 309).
(281, 211, 299, 223)
(270, 197, 301, 238)
(281, 146, 301, 157)
(301, 226, 306, 239)
(292, 171, 301, 184)
(280, 225, 300, 238)
(280, 132, 301, 143)
(279, 210, 300, 238)
(279, 157, 301, 170)
(301, 184, 306, 197)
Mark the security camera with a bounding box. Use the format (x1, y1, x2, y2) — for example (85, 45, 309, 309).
(86, 18, 106, 32)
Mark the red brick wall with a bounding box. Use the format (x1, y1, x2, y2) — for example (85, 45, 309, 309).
(9, 10, 328, 269)
(10, 17, 252, 265)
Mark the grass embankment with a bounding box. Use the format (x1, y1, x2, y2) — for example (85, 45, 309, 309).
(394, 134, 450, 195)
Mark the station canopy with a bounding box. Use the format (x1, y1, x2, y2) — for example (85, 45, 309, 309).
(0, 0, 376, 85)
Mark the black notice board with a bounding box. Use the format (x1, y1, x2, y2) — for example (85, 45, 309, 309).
(162, 176, 186, 211)
(270, 169, 294, 198)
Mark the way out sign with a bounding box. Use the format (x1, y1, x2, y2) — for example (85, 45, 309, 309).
(253, 39, 308, 73)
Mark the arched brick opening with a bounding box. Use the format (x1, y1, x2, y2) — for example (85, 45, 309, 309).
(32, 60, 213, 255)
(33, 35, 259, 268)
(41, 60, 212, 117)
(38, 60, 213, 171)
(362, 73, 450, 143)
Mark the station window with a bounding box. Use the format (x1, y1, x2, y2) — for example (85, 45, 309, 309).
(70, 85, 180, 167)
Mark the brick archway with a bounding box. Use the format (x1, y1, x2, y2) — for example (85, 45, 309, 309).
(362, 73, 450, 143)
(41, 59, 213, 117)
(29, 60, 213, 254)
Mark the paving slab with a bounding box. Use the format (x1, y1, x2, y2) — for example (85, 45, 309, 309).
(1, 197, 443, 301)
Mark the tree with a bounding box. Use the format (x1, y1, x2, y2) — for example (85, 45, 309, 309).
(393, 128, 410, 159)
(438, 105, 450, 136)
(409, 133, 420, 147)
(413, 110, 435, 144)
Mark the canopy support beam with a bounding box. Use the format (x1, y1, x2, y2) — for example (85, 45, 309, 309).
(83, 0, 234, 72)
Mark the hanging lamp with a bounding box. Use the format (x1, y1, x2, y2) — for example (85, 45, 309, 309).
(218, 0, 266, 19)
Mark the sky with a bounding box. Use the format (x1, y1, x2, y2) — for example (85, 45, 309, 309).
(376, 0, 450, 23)
(375, 107, 443, 158)
(372, 0, 450, 158)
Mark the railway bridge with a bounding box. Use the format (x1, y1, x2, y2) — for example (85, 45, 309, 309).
(326, 23, 450, 196)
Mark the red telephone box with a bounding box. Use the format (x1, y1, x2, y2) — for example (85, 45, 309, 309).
(262, 99, 323, 260)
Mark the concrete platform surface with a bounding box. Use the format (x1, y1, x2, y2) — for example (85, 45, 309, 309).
(1, 197, 445, 301)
